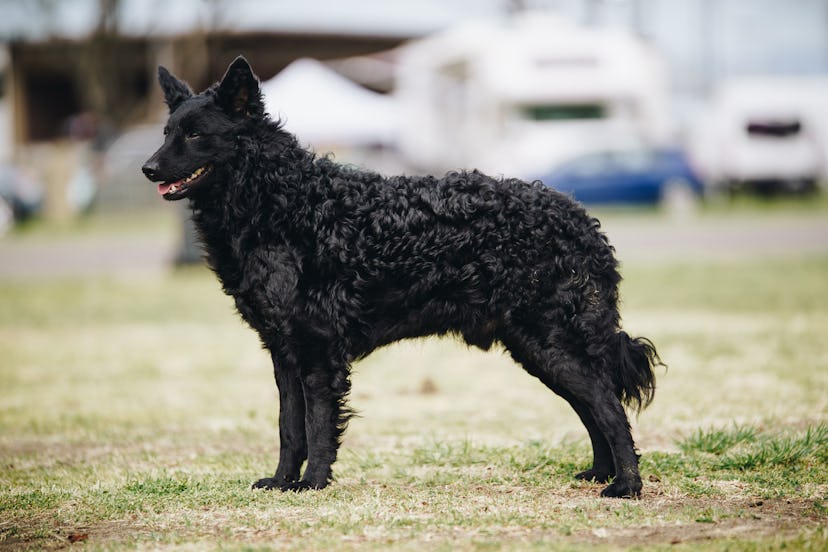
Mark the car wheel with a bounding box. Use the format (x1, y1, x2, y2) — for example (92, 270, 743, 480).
(660, 177, 699, 217)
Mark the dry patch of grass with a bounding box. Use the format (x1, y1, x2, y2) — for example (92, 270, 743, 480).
(1, 256, 827, 550)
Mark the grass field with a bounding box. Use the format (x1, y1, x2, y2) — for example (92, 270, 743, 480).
(1, 209, 827, 550)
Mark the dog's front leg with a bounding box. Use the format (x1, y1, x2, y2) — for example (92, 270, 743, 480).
(282, 361, 351, 491)
(242, 247, 308, 491)
(252, 352, 307, 491)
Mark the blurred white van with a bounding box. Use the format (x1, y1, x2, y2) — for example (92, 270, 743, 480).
(690, 78, 828, 195)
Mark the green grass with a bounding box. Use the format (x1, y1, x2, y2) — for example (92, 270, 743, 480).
(715, 424, 828, 471)
(655, 424, 828, 497)
(679, 424, 759, 455)
(1, 217, 827, 549)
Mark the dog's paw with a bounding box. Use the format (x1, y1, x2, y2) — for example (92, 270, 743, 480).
(251, 477, 285, 491)
(599, 478, 642, 499)
(575, 468, 614, 484)
(279, 480, 327, 492)
(252, 474, 329, 492)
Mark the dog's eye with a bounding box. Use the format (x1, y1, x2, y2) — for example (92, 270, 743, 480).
(186, 132, 200, 140)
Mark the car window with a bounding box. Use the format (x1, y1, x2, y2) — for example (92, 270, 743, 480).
(746, 120, 802, 138)
(613, 151, 655, 172)
(521, 103, 607, 121)
(566, 153, 610, 176)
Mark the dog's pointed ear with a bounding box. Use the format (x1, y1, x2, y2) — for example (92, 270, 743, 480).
(158, 66, 192, 113)
(216, 56, 263, 117)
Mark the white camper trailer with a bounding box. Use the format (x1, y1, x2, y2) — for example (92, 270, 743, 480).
(395, 14, 671, 176)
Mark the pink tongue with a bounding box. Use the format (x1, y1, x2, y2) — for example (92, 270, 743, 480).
(157, 182, 176, 196)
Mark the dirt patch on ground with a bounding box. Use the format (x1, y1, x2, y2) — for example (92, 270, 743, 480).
(576, 496, 823, 548)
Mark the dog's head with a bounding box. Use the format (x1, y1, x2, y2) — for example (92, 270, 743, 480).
(142, 56, 264, 200)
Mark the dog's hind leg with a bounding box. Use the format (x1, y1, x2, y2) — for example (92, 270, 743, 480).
(551, 363, 643, 498)
(504, 333, 642, 498)
(575, 387, 642, 498)
(252, 352, 308, 490)
(557, 390, 616, 483)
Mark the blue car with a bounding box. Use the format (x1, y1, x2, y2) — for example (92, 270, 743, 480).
(533, 148, 704, 205)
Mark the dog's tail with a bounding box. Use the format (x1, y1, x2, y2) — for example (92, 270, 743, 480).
(611, 331, 663, 413)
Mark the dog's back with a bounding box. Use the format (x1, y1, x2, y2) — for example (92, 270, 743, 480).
(291, 160, 620, 356)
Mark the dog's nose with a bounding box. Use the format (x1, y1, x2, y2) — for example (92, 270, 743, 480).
(142, 161, 159, 181)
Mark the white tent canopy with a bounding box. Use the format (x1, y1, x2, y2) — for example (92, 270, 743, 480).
(261, 58, 398, 148)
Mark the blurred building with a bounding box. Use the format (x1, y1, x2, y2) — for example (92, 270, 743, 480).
(0, 0, 422, 211)
(0, 0, 513, 154)
(0, 0, 826, 214)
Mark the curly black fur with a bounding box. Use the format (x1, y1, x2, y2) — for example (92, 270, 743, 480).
(143, 56, 663, 498)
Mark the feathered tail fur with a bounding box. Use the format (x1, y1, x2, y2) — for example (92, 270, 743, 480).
(613, 331, 663, 413)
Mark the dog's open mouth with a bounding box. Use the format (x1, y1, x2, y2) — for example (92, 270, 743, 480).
(158, 165, 212, 199)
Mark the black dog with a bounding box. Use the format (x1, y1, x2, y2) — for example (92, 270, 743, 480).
(142, 56, 661, 498)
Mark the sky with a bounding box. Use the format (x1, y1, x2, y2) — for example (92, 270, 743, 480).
(1, 0, 826, 95)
